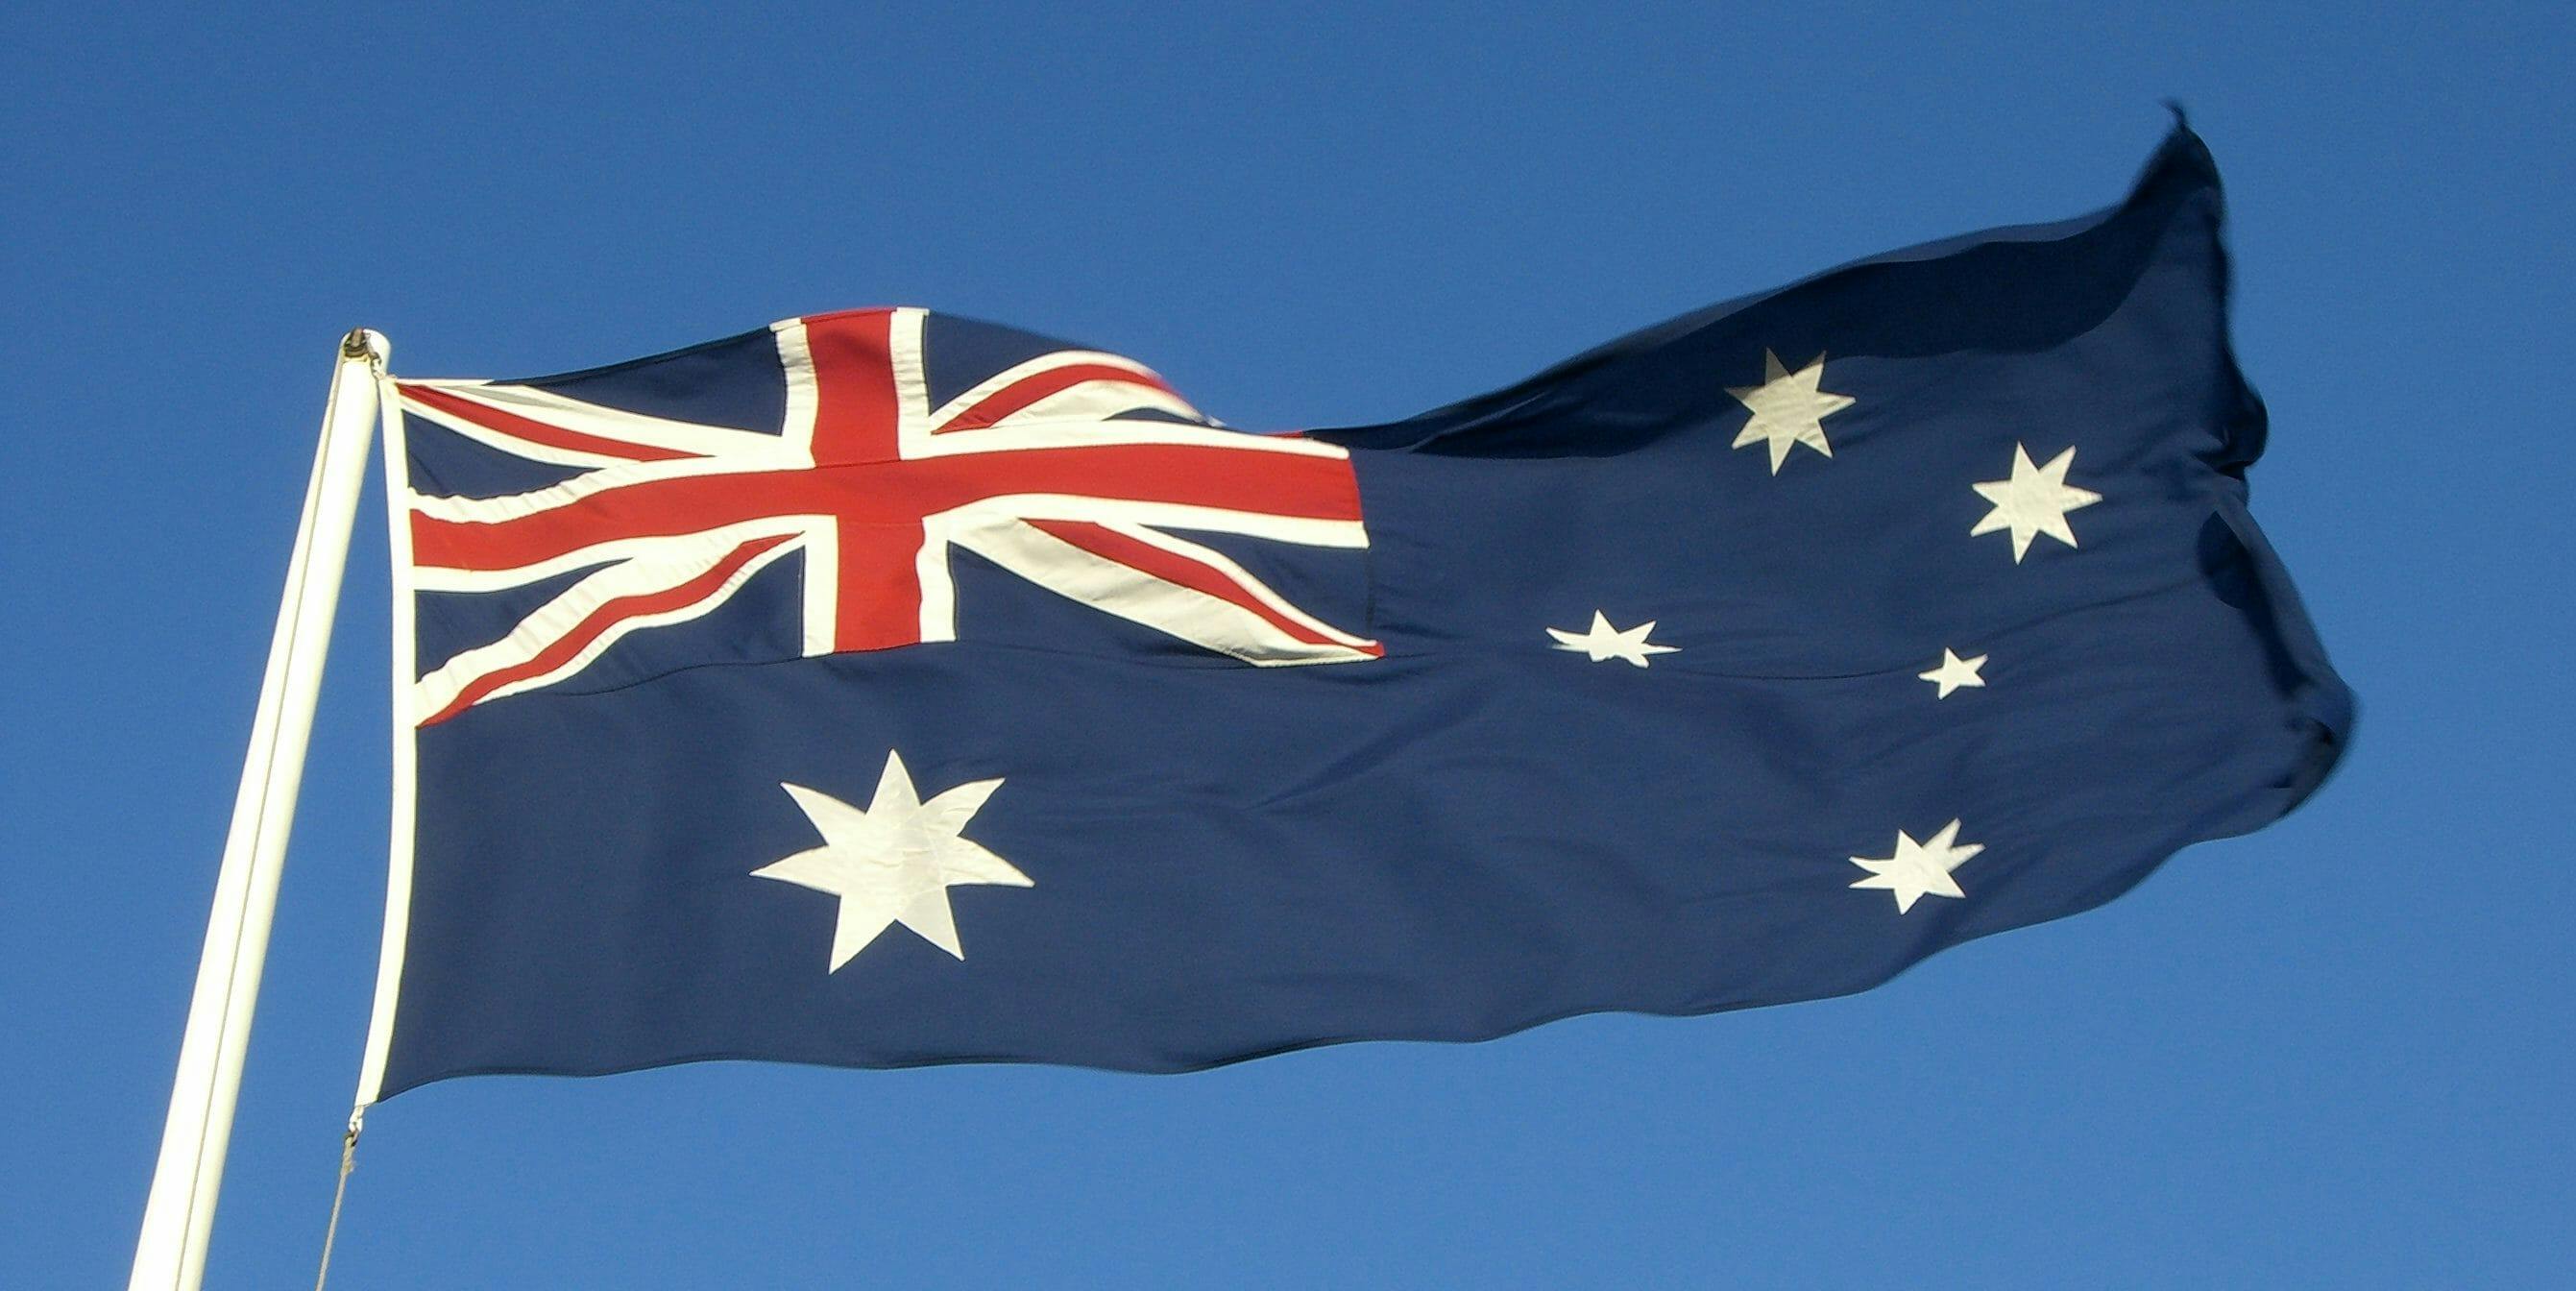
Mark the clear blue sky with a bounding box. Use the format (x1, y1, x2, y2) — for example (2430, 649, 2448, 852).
(5, 3, 2569, 1286)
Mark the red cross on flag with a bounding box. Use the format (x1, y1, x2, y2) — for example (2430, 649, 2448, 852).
(399, 308, 1380, 727)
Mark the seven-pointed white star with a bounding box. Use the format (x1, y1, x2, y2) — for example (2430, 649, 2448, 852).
(1848, 820, 1985, 913)
(1918, 648, 1988, 698)
(1547, 611, 1679, 668)
(1729, 350, 1856, 474)
(1971, 443, 2102, 561)
(752, 751, 1032, 968)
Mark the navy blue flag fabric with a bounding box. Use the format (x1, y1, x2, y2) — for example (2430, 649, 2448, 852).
(355, 125, 2348, 1104)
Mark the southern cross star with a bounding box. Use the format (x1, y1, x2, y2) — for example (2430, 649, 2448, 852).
(1547, 612, 1679, 668)
(752, 750, 1032, 968)
(1729, 350, 1856, 474)
(1918, 648, 1988, 698)
(1848, 820, 1985, 913)
(1971, 443, 2102, 561)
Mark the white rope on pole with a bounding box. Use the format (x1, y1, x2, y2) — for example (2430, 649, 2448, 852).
(131, 329, 389, 1291)
(310, 1113, 363, 1291)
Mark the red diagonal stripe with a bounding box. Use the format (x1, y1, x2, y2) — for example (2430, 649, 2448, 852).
(936, 363, 1182, 433)
(420, 532, 794, 726)
(403, 383, 701, 463)
(1027, 519, 1379, 655)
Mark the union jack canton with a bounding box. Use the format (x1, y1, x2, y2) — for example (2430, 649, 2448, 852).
(397, 307, 1378, 727)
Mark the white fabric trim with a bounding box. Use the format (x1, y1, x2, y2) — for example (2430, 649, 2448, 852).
(354, 370, 416, 1109)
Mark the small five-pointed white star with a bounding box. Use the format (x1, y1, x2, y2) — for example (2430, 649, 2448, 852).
(1729, 350, 1856, 474)
(1547, 611, 1678, 668)
(752, 750, 1032, 969)
(1918, 648, 1988, 698)
(1971, 443, 2102, 561)
(1848, 820, 1985, 913)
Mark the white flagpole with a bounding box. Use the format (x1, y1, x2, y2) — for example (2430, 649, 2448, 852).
(132, 329, 390, 1291)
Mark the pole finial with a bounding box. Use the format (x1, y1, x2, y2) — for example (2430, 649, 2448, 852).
(339, 329, 390, 367)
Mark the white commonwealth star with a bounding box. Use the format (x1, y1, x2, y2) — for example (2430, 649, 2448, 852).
(1971, 443, 2102, 561)
(751, 750, 1032, 968)
(1918, 648, 1988, 699)
(1848, 820, 1985, 913)
(1547, 611, 1679, 668)
(1729, 350, 1856, 473)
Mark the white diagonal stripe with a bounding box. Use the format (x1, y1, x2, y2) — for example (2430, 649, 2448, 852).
(407, 446, 807, 526)
(967, 493, 1369, 548)
(982, 380, 1209, 430)
(413, 521, 811, 717)
(949, 516, 1374, 665)
(402, 379, 775, 460)
(1091, 520, 1377, 650)
(924, 348, 1185, 426)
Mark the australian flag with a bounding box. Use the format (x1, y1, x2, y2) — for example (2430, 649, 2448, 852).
(354, 124, 2350, 1103)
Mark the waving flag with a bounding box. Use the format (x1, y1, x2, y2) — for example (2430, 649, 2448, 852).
(354, 124, 2349, 1104)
